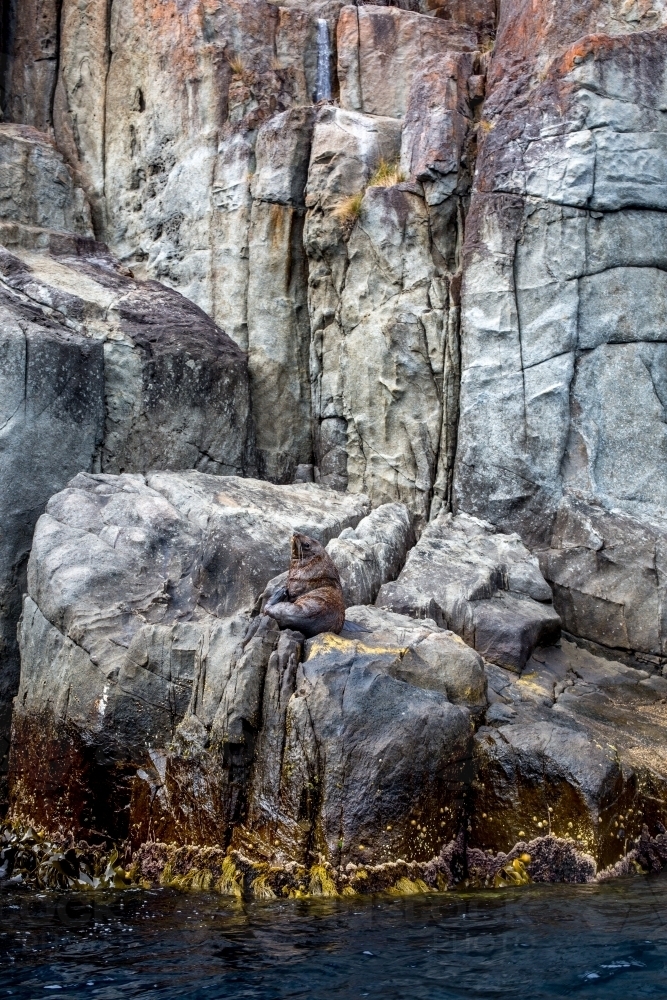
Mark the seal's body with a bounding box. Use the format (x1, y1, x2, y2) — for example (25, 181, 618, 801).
(265, 532, 345, 638)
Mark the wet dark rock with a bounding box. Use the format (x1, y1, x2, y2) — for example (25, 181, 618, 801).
(134, 604, 486, 865)
(236, 605, 485, 867)
(472, 639, 667, 869)
(132, 831, 620, 897)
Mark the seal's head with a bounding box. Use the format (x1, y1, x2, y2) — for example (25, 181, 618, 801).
(291, 532, 326, 564)
(289, 532, 341, 588)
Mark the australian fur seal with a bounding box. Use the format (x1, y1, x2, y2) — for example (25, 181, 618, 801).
(265, 532, 346, 638)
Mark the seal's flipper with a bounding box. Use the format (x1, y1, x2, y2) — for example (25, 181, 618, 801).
(264, 585, 289, 608)
(340, 620, 373, 635)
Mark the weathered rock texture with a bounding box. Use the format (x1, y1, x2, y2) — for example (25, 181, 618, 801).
(4, 0, 667, 882)
(453, 2, 667, 663)
(326, 502, 415, 605)
(474, 638, 667, 870)
(0, 251, 104, 812)
(0, 125, 253, 806)
(306, 15, 480, 521)
(0, 125, 92, 235)
(378, 512, 560, 671)
(1, 1, 489, 513)
(9, 472, 491, 865)
(9, 473, 369, 838)
(0, 233, 252, 478)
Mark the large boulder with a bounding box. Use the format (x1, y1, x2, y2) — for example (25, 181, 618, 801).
(541, 495, 667, 670)
(10, 469, 499, 864)
(238, 605, 485, 867)
(0, 230, 252, 477)
(9, 472, 369, 838)
(377, 512, 561, 671)
(131, 604, 486, 864)
(0, 269, 104, 808)
(472, 638, 667, 869)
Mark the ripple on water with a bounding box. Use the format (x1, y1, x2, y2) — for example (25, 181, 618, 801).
(0, 874, 666, 999)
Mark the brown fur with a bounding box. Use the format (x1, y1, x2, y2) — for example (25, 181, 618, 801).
(265, 532, 345, 638)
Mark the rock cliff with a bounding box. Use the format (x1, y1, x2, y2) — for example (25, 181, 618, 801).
(1, 0, 667, 885)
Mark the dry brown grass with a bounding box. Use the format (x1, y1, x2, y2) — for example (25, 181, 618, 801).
(333, 191, 364, 225)
(478, 119, 495, 133)
(227, 55, 245, 77)
(368, 159, 406, 188)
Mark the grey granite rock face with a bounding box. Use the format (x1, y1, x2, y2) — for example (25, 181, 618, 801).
(0, 281, 104, 805)
(5, 0, 667, 872)
(0, 227, 254, 792)
(456, 34, 665, 544)
(9, 471, 369, 838)
(0, 121, 255, 805)
(0, 125, 92, 235)
(377, 512, 560, 671)
(0, 232, 253, 479)
(10, 472, 490, 864)
(540, 495, 667, 670)
(304, 99, 469, 522)
(5, 0, 482, 508)
(247, 108, 316, 482)
(132, 606, 487, 863)
(337, 4, 476, 119)
(326, 502, 415, 606)
(243, 604, 480, 867)
(446, 15, 667, 665)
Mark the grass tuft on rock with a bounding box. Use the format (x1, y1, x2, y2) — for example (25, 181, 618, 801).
(333, 159, 406, 235)
(333, 191, 364, 226)
(227, 55, 245, 77)
(368, 159, 406, 188)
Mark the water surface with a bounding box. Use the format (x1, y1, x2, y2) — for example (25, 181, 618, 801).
(1, 873, 666, 998)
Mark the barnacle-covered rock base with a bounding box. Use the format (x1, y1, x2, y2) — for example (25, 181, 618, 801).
(133, 827, 667, 899)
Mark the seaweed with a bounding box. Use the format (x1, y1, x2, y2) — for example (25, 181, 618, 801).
(0, 823, 141, 891)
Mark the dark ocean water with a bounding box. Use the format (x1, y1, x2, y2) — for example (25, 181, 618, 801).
(1, 873, 666, 999)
